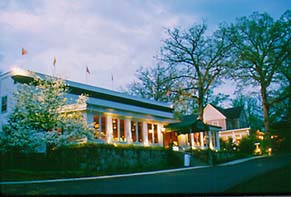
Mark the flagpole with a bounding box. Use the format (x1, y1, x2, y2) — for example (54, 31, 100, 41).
(85, 66, 88, 84)
(85, 66, 90, 84)
(111, 73, 114, 90)
(53, 65, 56, 77)
(52, 57, 56, 77)
(21, 48, 28, 70)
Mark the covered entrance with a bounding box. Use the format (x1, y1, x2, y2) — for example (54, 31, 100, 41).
(165, 115, 221, 150)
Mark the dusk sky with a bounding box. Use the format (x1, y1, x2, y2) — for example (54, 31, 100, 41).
(0, 0, 290, 96)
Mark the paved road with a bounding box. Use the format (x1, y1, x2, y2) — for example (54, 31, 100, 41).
(1, 154, 291, 195)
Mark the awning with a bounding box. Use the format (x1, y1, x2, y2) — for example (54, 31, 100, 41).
(165, 118, 221, 134)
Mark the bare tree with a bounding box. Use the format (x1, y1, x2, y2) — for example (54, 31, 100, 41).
(159, 22, 231, 120)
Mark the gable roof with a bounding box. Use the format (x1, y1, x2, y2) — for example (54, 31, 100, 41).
(165, 114, 221, 133)
(211, 104, 244, 119)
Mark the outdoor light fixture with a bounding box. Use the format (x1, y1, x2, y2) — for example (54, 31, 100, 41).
(161, 128, 166, 133)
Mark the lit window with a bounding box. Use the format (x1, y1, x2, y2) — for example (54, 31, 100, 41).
(101, 116, 106, 140)
(1, 96, 7, 113)
(138, 122, 143, 142)
(131, 121, 137, 142)
(148, 123, 153, 144)
(119, 119, 126, 142)
(93, 115, 101, 139)
(112, 118, 118, 141)
(153, 124, 158, 143)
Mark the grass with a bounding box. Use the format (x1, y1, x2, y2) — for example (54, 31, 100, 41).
(225, 164, 291, 194)
(0, 164, 183, 182)
(0, 169, 106, 182)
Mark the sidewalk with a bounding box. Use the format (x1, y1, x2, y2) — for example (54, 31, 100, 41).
(218, 155, 267, 166)
(0, 156, 266, 185)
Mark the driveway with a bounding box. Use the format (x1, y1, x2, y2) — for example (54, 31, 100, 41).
(1, 154, 291, 195)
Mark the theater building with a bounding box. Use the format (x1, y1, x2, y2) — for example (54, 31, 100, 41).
(0, 68, 175, 147)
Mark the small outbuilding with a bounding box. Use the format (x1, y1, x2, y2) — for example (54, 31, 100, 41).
(165, 115, 221, 151)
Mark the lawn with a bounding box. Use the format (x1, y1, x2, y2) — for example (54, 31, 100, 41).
(0, 169, 105, 182)
(225, 164, 291, 195)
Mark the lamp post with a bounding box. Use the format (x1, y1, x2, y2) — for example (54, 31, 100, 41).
(205, 135, 213, 166)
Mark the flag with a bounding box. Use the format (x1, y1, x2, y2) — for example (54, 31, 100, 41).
(21, 48, 27, 55)
(86, 66, 90, 74)
(53, 57, 56, 66)
(111, 73, 113, 81)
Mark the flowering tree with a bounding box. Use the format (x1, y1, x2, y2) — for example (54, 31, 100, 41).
(55, 95, 93, 146)
(1, 76, 92, 153)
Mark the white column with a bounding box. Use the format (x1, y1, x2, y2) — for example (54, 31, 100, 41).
(216, 132, 220, 150)
(85, 111, 94, 128)
(117, 119, 120, 141)
(208, 131, 213, 149)
(191, 133, 195, 149)
(232, 131, 236, 143)
(135, 121, 138, 143)
(142, 121, 148, 146)
(125, 118, 132, 143)
(200, 132, 204, 148)
(106, 116, 113, 143)
(157, 124, 163, 146)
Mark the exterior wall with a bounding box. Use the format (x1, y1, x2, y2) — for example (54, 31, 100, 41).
(203, 104, 227, 130)
(203, 104, 250, 145)
(0, 69, 175, 148)
(0, 73, 16, 133)
(219, 128, 250, 144)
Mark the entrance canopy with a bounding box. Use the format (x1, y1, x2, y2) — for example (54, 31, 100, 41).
(165, 115, 221, 134)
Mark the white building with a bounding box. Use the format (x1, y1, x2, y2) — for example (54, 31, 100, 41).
(203, 103, 250, 144)
(0, 68, 176, 147)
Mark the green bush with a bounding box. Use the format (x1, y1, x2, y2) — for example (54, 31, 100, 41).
(238, 135, 257, 155)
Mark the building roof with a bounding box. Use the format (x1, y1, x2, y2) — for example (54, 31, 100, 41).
(165, 114, 221, 133)
(8, 68, 174, 114)
(211, 104, 244, 119)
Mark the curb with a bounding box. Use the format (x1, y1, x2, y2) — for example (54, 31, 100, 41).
(0, 166, 210, 185)
(0, 156, 267, 185)
(218, 155, 267, 166)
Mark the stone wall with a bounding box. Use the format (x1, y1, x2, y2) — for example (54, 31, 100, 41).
(1, 143, 184, 173)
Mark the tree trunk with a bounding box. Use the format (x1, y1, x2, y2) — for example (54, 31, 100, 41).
(261, 85, 270, 133)
(197, 87, 204, 121)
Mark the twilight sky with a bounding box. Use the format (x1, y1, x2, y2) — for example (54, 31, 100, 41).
(0, 0, 290, 96)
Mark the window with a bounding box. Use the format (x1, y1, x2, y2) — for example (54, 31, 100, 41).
(138, 122, 143, 142)
(1, 96, 7, 113)
(153, 124, 158, 143)
(112, 118, 118, 141)
(93, 115, 100, 139)
(147, 123, 158, 144)
(131, 121, 137, 142)
(211, 121, 219, 126)
(148, 123, 153, 144)
(119, 119, 126, 142)
(101, 116, 106, 140)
